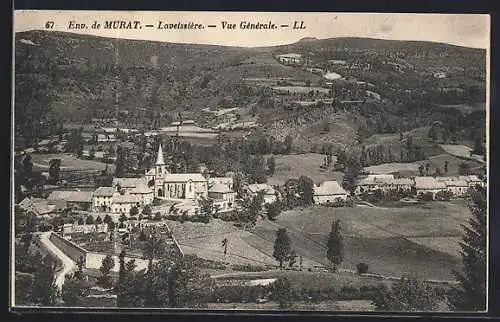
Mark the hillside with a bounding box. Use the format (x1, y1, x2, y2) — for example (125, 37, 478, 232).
(14, 31, 486, 152)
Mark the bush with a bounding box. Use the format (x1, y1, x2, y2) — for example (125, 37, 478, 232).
(357, 262, 369, 275)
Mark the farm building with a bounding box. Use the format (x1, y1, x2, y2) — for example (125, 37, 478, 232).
(459, 175, 485, 188)
(18, 197, 60, 217)
(92, 187, 116, 212)
(208, 183, 237, 212)
(47, 190, 93, 211)
(414, 177, 447, 198)
(246, 183, 279, 205)
(313, 180, 348, 204)
(209, 177, 233, 191)
(275, 53, 303, 65)
(444, 180, 469, 197)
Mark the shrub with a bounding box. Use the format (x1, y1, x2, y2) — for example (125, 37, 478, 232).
(138, 231, 147, 241)
(357, 262, 369, 275)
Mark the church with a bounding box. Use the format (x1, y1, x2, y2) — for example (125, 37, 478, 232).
(145, 145, 208, 200)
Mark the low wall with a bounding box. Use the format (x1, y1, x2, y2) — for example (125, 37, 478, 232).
(49, 232, 88, 263)
(86, 252, 150, 272)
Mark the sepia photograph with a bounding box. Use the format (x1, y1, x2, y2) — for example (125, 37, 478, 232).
(11, 11, 489, 313)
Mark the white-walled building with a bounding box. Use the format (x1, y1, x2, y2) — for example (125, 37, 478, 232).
(92, 187, 116, 212)
(444, 180, 469, 197)
(246, 184, 279, 205)
(209, 183, 237, 212)
(111, 193, 140, 215)
(414, 177, 447, 198)
(313, 180, 348, 205)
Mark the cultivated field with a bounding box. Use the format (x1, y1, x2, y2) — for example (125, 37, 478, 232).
(266, 153, 341, 185)
(169, 200, 470, 281)
(364, 162, 420, 174)
(31, 153, 114, 172)
(439, 144, 485, 164)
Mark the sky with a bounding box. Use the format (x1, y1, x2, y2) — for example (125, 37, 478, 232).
(14, 11, 490, 49)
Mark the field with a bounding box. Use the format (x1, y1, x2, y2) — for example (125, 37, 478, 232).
(364, 162, 420, 174)
(439, 144, 485, 164)
(272, 86, 330, 94)
(266, 153, 341, 185)
(170, 200, 470, 281)
(31, 153, 114, 172)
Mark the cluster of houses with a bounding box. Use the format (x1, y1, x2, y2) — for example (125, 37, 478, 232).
(356, 174, 485, 199)
(17, 144, 485, 222)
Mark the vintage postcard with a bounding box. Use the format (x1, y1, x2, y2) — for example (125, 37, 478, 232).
(11, 10, 489, 313)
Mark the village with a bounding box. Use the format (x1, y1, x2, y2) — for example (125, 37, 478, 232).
(13, 24, 487, 311)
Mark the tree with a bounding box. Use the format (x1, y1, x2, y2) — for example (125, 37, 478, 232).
(326, 219, 344, 272)
(273, 228, 292, 268)
(142, 205, 152, 218)
(449, 186, 486, 311)
(119, 213, 128, 223)
(114, 145, 127, 177)
(444, 160, 449, 174)
(143, 235, 165, 272)
(298, 176, 314, 206)
(372, 277, 440, 311)
(425, 163, 430, 174)
(266, 201, 282, 221)
(23, 153, 33, 180)
(77, 217, 85, 225)
(95, 216, 103, 225)
(270, 277, 292, 309)
(129, 206, 139, 218)
(222, 238, 228, 256)
(458, 162, 471, 175)
(31, 255, 59, 306)
(198, 197, 214, 223)
(61, 275, 91, 306)
(116, 250, 127, 293)
(305, 79, 311, 87)
(418, 164, 424, 176)
(356, 262, 369, 275)
(267, 156, 276, 176)
(98, 255, 115, 287)
(48, 158, 61, 184)
(86, 215, 95, 225)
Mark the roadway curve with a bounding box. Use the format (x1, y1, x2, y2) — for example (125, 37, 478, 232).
(38, 232, 76, 289)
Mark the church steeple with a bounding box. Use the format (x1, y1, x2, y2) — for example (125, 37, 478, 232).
(155, 144, 165, 165)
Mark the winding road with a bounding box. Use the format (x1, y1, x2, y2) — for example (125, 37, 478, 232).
(38, 232, 76, 289)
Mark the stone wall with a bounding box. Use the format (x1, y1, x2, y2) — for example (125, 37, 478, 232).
(49, 232, 88, 263)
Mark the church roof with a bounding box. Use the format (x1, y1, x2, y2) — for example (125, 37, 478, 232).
(156, 145, 165, 165)
(164, 173, 206, 182)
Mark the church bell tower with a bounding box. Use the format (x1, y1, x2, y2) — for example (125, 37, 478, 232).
(154, 144, 168, 197)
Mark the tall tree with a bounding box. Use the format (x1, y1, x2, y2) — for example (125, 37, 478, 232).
(326, 219, 344, 272)
(449, 186, 486, 311)
(267, 156, 276, 176)
(31, 255, 59, 306)
(298, 176, 314, 206)
(273, 228, 292, 268)
(48, 159, 61, 184)
(114, 145, 127, 177)
(98, 255, 115, 287)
